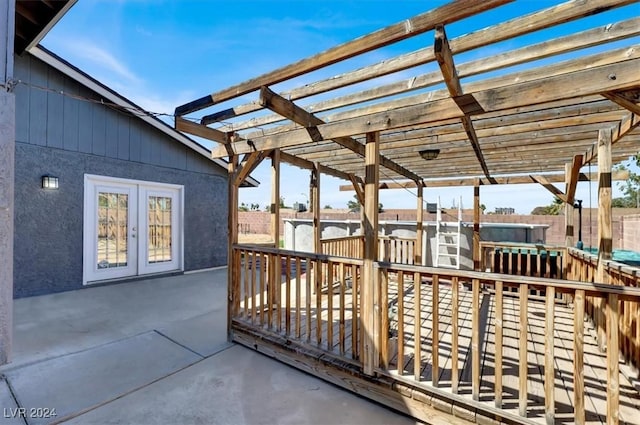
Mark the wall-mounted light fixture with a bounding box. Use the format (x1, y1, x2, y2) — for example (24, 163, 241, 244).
(41, 175, 59, 190)
(419, 149, 440, 160)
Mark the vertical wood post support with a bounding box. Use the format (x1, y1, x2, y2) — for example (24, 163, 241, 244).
(597, 129, 612, 350)
(227, 155, 239, 341)
(271, 149, 280, 248)
(312, 164, 321, 254)
(565, 162, 575, 248)
(362, 131, 380, 375)
(415, 182, 424, 265)
(473, 179, 481, 271)
(606, 293, 620, 425)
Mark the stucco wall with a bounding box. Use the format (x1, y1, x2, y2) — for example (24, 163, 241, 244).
(13, 143, 228, 298)
(0, 88, 15, 363)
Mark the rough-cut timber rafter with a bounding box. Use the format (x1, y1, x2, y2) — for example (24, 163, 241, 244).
(602, 92, 640, 115)
(530, 175, 568, 204)
(434, 24, 492, 180)
(211, 58, 640, 158)
(565, 154, 584, 205)
(174, 0, 512, 116)
(337, 170, 630, 190)
(278, 151, 361, 183)
(234, 150, 270, 187)
(204, 2, 639, 130)
(259, 86, 421, 182)
(582, 112, 640, 165)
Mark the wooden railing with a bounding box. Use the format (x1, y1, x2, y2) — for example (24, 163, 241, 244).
(320, 235, 363, 258)
(231, 244, 363, 364)
(229, 244, 640, 424)
(375, 262, 640, 424)
(320, 234, 416, 265)
(378, 235, 416, 265)
(567, 247, 640, 371)
(479, 241, 567, 279)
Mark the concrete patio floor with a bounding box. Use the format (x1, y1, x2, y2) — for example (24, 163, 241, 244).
(0, 269, 417, 425)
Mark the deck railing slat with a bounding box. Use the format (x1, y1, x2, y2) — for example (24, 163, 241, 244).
(398, 271, 405, 375)
(544, 286, 555, 425)
(574, 289, 585, 425)
(495, 280, 503, 408)
(607, 293, 620, 425)
(432, 274, 440, 387)
(472, 278, 480, 401)
(519, 282, 529, 417)
(414, 271, 422, 381)
(451, 275, 459, 394)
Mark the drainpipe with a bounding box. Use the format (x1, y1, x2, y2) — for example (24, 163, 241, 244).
(574, 200, 583, 250)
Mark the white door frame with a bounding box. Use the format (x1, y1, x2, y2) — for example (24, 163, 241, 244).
(83, 174, 184, 285)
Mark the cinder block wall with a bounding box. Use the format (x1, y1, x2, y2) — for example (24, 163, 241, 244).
(621, 214, 640, 251)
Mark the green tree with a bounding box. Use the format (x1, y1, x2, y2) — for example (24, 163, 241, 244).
(347, 195, 360, 212)
(238, 202, 249, 212)
(615, 156, 640, 208)
(323, 204, 332, 209)
(531, 196, 564, 215)
(346, 195, 382, 212)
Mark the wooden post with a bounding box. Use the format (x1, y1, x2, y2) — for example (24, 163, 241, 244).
(574, 289, 585, 425)
(607, 293, 620, 425)
(544, 287, 555, 425)
(565, 162, 575, 248)
(311, 164, 321, 254)
(597, 129, 612, 350)
(473, 179, 481, 271)
(270, 150, 281, 322)
(415, 182, 424, 265)
(271, 149, 280, 247)
(362, 131, 380, 375)
(227, 155, 239, 341)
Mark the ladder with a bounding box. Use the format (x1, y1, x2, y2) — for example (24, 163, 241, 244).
(435, 196, 462, 269)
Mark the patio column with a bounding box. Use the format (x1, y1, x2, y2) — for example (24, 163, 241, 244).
(271, 149, 280, 248)
(0, 0, 15, 365)
(596, 128, 612, 351)
(415, 182, 424, 265)
(362, 131, 380, 375)
(473, 179, 481, 271)
(311, 164, 320, 254)
(227, 155, 239, 341)
(565, 162, 575, 248)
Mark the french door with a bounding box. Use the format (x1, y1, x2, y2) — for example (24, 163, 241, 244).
(83, 175, 183, 284)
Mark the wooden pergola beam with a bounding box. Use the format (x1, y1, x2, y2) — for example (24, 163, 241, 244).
(337, 169, 630, 190)
(530, 175, 568, 204)
(233, 150, 270, 187)
(211, 57, 640, 158)
(582, 112, 640, 165)
(206, 5, 639, 130)
(349, 174, 364, 206)
(279, 151, 360, 183)
(259, 86, 422, 182)
(602, 92, 640, 115)
(565, 154, 584, 205)
(242, 45, 638, 142)
(175, 116, 230, 144)
(175, 0, 512, 116)
(434, 24, 492, 179)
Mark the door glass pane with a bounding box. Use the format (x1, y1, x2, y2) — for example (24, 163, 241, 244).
(148, 196, 172, 264)
(97, 192, 128, 269)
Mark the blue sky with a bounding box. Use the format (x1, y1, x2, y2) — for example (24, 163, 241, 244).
(42, 0, 640, 213)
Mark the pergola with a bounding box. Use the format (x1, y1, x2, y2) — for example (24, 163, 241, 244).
(174, 1, 640, 424)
